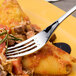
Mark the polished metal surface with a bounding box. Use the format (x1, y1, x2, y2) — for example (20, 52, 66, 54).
(6, 6, 76, 58)
(58, 6, 76, 23)
(45, 0, 59, 2)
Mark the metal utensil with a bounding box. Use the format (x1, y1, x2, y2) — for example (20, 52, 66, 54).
(46, 0, 59, 2)
(6, 6, 76, 58)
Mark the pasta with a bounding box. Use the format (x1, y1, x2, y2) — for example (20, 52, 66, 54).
(0, 0, 75, 76)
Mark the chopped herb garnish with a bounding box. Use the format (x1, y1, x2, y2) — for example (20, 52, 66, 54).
(10, 38, 21, 41)
(0, 34, 8, 44)
(0, 29, 22, 53)
(9, 34, 22, 41)
(0, 31, 7, 36)
(6, 31, 8, 53)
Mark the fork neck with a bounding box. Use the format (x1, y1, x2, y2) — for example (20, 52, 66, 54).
(43, 21, 59, 38)
(43, 5, 76, 39)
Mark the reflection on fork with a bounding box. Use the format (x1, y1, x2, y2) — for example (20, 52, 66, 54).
(45, 0, 60, 2)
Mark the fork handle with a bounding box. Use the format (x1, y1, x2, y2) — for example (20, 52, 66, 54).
(58, 5, 76, 23)
(44, 5, 76, 38)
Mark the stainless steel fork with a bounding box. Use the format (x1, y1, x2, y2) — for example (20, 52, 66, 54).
(45, 0, 59, 2)
(6, 6, 76, 58)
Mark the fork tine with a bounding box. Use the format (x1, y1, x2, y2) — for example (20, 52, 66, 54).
(8, 37, 34, 50)
(6, 44, 37, 56)
(7, 41, 35, 53)
(7, 47, 40, 58)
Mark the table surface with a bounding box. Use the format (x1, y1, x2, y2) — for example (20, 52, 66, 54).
(51, 0, 76, 17)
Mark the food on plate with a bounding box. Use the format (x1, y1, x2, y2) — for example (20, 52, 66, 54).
(0, 0, 76, 76)
(49, 34, 56, 42)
